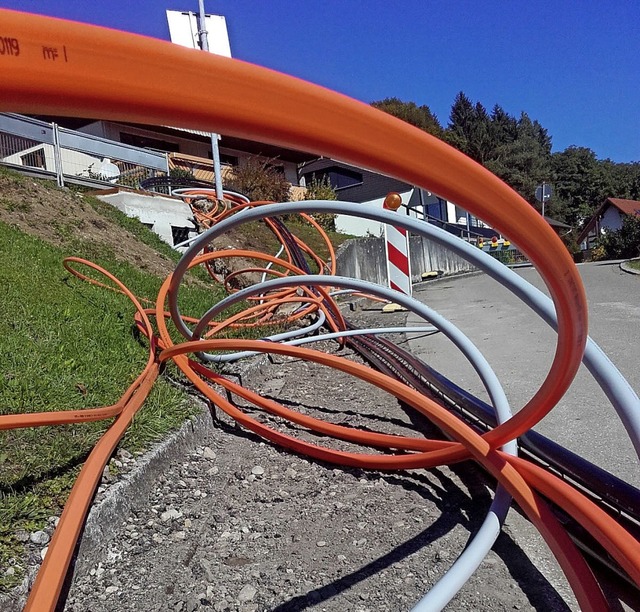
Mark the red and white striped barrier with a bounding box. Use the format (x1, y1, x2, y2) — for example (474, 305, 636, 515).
(383, 193, 412, 296)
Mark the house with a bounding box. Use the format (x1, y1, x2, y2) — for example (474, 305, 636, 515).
(73, 120, 315, 190)
(577, 198, 640, 249)
(298, 158, 494, 238)
(0, 111, 314, 197)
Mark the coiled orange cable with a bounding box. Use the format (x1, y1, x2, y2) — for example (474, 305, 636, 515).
(5, 9, 633, 612)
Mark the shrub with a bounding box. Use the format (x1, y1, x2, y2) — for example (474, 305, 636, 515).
(169, 167, 197, 181)
(226, 156, 291, 202)
(597, 215, 640, 259)
(303, 175, 337, 232)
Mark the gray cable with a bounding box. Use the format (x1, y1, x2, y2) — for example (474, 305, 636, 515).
(203, 310, 326, 362)
(176, 269, 518, 612)
(203, 325, 438, 363)
(168, 200, 640, 458)
(169, 199, 639, 610)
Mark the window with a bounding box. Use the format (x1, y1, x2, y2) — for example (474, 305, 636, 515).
(426, 198, 446, 221)
(171, 226, 191, 246)
(208, 152, 238, 166)
(265, 163, 285, 176)
(120, 132, 180, 153)
(20, 147, 46, 169)
(304, 166, 363, 190)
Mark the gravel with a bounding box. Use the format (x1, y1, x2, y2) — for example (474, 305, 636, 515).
(58, 305, 575, 609)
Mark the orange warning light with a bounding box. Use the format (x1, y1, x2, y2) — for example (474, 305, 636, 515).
(383, 192, 402, 211)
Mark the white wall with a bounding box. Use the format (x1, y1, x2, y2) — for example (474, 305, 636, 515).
(601, 205, 624, 232)
(2, 143, 101, 177)
(334, 190, 414, 236)
(97, 191, 197, 249)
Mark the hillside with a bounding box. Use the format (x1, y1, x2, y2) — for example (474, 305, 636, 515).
(0, 167, 357, 597)
(0, 169, 218, 594)
(0, 169, 179, 277)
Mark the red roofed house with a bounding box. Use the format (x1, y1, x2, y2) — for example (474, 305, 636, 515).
(577, 198, 640, 250)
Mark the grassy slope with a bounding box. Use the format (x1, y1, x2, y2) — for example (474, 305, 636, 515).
(0, 169, 355, 590)
(0, 173, 223, 590)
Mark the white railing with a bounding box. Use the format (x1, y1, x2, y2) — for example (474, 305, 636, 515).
(0, 113, 169, 189)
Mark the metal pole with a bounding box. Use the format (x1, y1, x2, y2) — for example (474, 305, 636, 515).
(197, 0, 209, 50)
(197, 1, 224, 200)
(418, 187, 426, 221)
(52, 122, 64, 188)
(541, 181, 546, 218)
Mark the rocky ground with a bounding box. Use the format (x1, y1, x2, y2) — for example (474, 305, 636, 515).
(54, 304, 573, 612)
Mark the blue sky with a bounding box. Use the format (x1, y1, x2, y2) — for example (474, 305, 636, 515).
(3, 1, 639, 162)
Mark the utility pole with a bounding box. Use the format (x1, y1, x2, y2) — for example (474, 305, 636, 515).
(197, 0, 224, 200)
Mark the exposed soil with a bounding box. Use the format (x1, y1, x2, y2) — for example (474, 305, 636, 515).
(0, 172, 176, 278)
(59, 305, 571, 612)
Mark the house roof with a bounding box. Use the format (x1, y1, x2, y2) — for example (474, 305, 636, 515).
(607, 198, 640, 216)
(576, 197, 640, 244)
(299, 158, 413, 202)
(543, 215, 572, 229)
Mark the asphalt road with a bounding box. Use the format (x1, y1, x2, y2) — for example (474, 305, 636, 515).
(406, 261, 640, 488)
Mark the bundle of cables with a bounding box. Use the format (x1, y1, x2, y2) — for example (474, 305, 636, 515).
(1, 9, 639, 611)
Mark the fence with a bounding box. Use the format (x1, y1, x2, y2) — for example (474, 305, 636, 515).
(0, 113, 169, 189)
(482, 244, 529, 266)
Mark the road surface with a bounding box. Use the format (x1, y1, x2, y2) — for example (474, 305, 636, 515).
(407, 260, 640, 487)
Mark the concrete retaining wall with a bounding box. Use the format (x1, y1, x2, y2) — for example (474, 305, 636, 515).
(336, 235, 476, 286)
(97, 191, 197, 248)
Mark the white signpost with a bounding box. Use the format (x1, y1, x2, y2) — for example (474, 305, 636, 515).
(166, 5, 231, 199)
(535, 182, 553, 217)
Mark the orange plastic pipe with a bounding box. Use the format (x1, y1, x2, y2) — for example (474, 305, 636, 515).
(18, 259, 160, 611)
(0, 10, 588, 451)
(0, 9, 609, 609)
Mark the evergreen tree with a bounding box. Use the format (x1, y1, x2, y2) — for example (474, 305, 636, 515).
(445, 92, 494, 164)
(370, 97, 443, 138)
(485, 112, 552, 208)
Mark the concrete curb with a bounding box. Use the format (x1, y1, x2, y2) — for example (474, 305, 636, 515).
(4, 355, 266, 611)
(412, 268, 485, 292)
(74, 405, 216, 574)
(620, 258, 640, 275)
(2, 405, 216, 612)
(75, 356, 268, 567)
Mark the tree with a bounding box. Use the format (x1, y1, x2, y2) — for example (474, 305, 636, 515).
(372, 91, 640, 231)
(225, 156, 291, 202)
(550, 147, 610, 226)
(485, 112, 552, 207)
(370, 97, 444, 138)
(489, 104, 518, 147)
(444, 93, 495, 164)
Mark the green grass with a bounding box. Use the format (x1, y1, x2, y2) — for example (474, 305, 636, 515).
(230, 215, 353, 272)
(629, 259, 640, 271)
(0, 169, 353, 589)
(0, 218, 222, 590)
